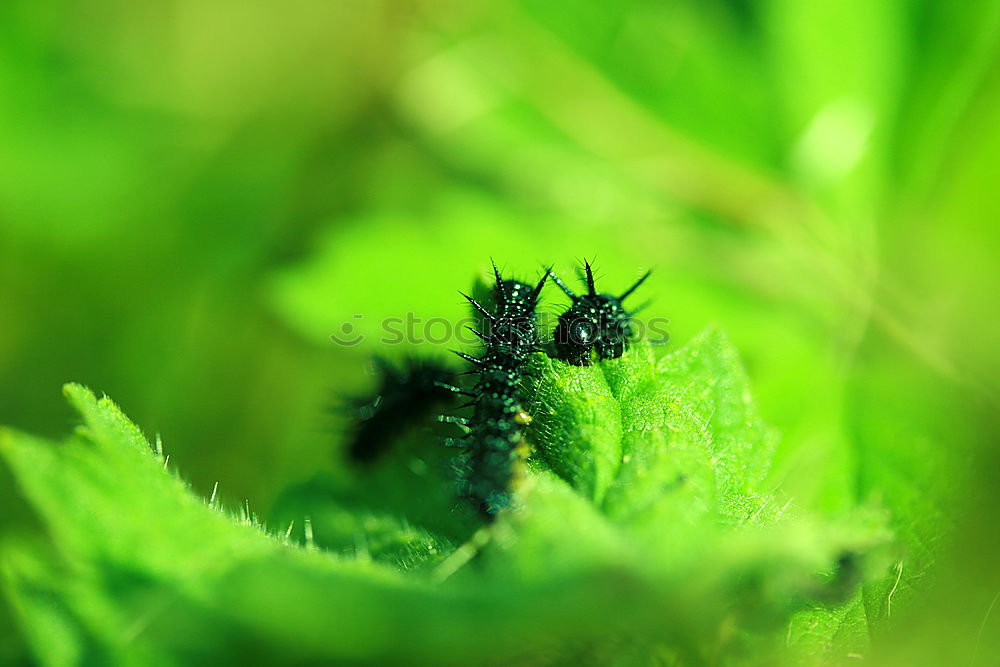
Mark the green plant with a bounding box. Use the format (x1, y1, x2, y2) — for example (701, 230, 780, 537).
(2, 329, 898, 665)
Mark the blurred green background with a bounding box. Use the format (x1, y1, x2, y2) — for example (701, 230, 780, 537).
(1, 0, 998, 662)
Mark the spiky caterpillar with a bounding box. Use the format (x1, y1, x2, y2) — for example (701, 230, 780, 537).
(443, 262, 549, 519)
(345, 357, 458, 464)
(552, 261, 651, 366)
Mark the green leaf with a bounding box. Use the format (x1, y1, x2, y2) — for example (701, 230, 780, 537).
(654, 328, 778, 519)
(2, 333, 897, 664)
(524, 353, 622, 505)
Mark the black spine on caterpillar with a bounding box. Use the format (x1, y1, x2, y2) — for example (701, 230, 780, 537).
(551, 261, 651, 366)
(443, 262, 549, 520)
(345, 357, 458, 464)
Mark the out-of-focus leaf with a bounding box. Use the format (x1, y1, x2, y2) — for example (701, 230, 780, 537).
(267, 195, 620, 352)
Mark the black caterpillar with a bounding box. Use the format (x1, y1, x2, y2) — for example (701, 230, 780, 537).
(552, 261, 651, 366)
(441, 261, 549, 519)
(345, 357, 458, 464)
(342, 260, 650, 518)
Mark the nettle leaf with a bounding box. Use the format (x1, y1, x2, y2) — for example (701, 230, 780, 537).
(526, 329, 777, 535)
(524, 354, 623, 505)
(505, 331, 893, 604)
(1, 332, 896, 665)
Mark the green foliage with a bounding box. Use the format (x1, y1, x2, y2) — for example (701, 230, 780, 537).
(2, 331, 899, 665)
(1, 0, 998, 662)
